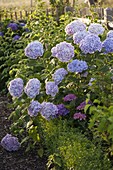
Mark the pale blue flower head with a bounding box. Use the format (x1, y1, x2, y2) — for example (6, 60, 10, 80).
(51, 41, 74, 62)
(79, 34, 102, 54)
(52, 68, 68, 85)
(67, 59, 88, 73)
(102, 38, 113, 53)
(88, 23, 105, 35)
(45, 81, 59, 97)
(24, 78, 41, 98)
(25, 41, 44, 59)
(28, 100, 42, 117)
(107, 30, 113, 38)
(8, 78, 24, 98)
(73, 30, 89, 45)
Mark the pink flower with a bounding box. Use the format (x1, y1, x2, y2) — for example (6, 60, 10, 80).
(73, 112, 86, 120)
(63, 94, 77, 102)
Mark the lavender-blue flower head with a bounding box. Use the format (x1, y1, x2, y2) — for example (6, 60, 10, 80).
(1, 134, 21, 151)
(40, 102, 58, 120)
(76, 100, 92, 110)
(56, 104, 69, 116)
(52, 68, 68, 85)
(28, 100, 42, 117)
(25, 41, 44, 59)
(107, 30, 113, 38)
(73, 30, 89, 45)
(13, 35, 20, 41)
(24, 78, 41, 98)
(0, 32, 4, 37)
(67, 59, 88, 73)
(7, 23, 18, 31)
(65, 20, 86, 35)
(102, 38, 113, 53)
(79, 34, 102, 54)
(46, 82, 59, 97)
(73, 112, 86, 120)
(51, 41, 74, 62)
(8, 78, 24, 98)
(63, 94, 77, 101)
(88, 23, 105, 35)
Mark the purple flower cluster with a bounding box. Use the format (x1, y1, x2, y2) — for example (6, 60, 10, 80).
(51, 41, 74, 62)
(56, 104, 69, 116)
(52, 68, 68, 85)
(65, 20, 86, 35)
(63, 94, 77, 101)
(45, 82, 59, 97)
(76, 100, 92, 110)
(79, 34, 102, 54)
(102, 38, 113, 53)
(0, 32, 4, 37)
(73, 30, 89, 45)
(13, 35, 20, 41)
(25, 41, 44, 59)
(40, 102, 58, 120)
(8, 78, 24, 98)
(88, 23, 105, 35)
(28, 100, 42, 117)
(1, 134, 21, 151)
(20, 23, 26, 27)
(24, 78, 41, 98)
(73, 112, 86, 120)
(107, 30, 113, 38)
(7, 23, 18, 31)
(67, 59, 88, 73)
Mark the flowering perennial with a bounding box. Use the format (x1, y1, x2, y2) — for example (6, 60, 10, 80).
(24, 78, 41, 98)
(67, 59, 88, 73)
(52, 68, 68, 85)
(63, 94, 77, 101)
(65, 20, 86, 35)
(76, 100, 92, 110)
(13, 35, 20, 41)
(46, 82, 59, 97)
(107, 30, 113, 38)
(40, 102, 58, 120)
(28, 100, 42, 117)
(102, 38, 113, 53)
(7, 23, 18, 31)
(8, 78, 24, 98)
(56, 104, 69, 116)
(0, 32, 4, 37)
(51, 41, 74, 62)
(79, 34, 102, 54)
(1, 134, 21, 151)
(73, 30, 89, 45)
(73, 112, 86, 120)
(88, 23, 105, 35)
(25, 41, 44, 59)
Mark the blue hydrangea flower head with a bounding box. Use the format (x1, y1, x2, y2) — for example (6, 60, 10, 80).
(107, 30, 113, 38)
(1, 134, 21, 151)
(25, 41, 44, 59)
(52, 68, 68, 85)
(67, 59, 88, 73)
(102, 38, 113, 53)
(24, 78, 41, 98)
(73, 30, 89, 45)
(28, 100, 42, 117)
(51, 41, 74, 62)
(20, 23, 26, 27)
(56, 104, 69, 116)
(88, 23, 105, 35)
(79, 34, 102, 54)
(13, 35, 20, 41)
(8, 78, 24, 98)
(46, 81, 59, 97)
(40, 102, 58, 120)
(0, 32, 4, 37)
(7, 23, 18, 31)
(65, 20, 86, 35)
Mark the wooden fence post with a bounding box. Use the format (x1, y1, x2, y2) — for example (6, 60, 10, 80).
(104, 8, 113, 22)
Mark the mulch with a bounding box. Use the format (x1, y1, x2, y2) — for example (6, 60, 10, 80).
(0, 96, 46, 170)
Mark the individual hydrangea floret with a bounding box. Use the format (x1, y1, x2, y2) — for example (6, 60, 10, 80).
(25, 41, 44, 59)
(8, 78, 24, 98)
(65, 20, 86, 35)
(73, 112, 86, 120)
(1, 134, 21, 151)
(102, 38, 113, 53)
(24, 78, 41, 98)
(88, 23, 105, 35)
(67, 59, 88, 73)
(13, 35, 20, 41)
(0, 32, 4, 37)
(56, 104, 69, 116)
(76, 100, 92, 110)
(51, 41, 74, 62)
(63, 94, 77, 102)
(52, 68, 68, 85)
(7, 23, 18, 31)
(40, 102, 58, 120)
(73, 30, 89, 45)
(107, 30, 113, 38)
(79, 34, 102, 54)
(45, 82, 59, 97)
(28, 100, 42, 117)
